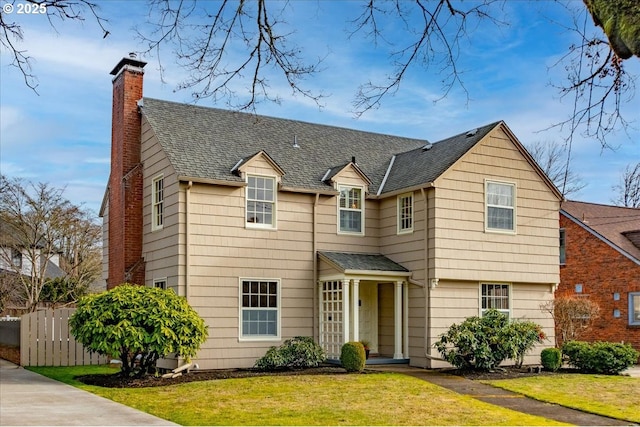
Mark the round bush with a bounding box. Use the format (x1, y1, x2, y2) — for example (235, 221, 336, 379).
(540, 348, 562, 372)
(70, 284, 208, 377)
(340, 341, 366, 372)
(562, 340, 639, 374)
(255, 336, 325, 370)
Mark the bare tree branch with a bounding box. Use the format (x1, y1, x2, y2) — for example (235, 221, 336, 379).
(0, 0, 109, 93)
(527, 140, 587, 198)
(612, 162, 640, 208)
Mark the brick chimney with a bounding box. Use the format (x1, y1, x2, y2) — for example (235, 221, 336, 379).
(107, 54, 146, 289)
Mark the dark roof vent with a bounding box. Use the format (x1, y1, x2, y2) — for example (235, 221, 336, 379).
(422, 142, 433, 151)
(466, 128, 478, 137)
(351, 156, 356, 164)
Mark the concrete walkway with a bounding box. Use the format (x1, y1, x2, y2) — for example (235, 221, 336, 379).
(372, 365, 639, 426)
(0, 359, 176, 426)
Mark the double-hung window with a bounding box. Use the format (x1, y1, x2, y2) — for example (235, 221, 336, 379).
(152, 175, 164, 231)
(246, 175, 276, 228)
(338, 185, 363, 234)
(486, 181, 515, 232)
(630, 293, 640, 326)
(153, 278, 167, 290)
(397, 193, 413, 234)
(481, 283, 510, 317)
(240, 279, 280, 339)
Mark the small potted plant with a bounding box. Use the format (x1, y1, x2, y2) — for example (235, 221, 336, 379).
(360, 340, 371, 359)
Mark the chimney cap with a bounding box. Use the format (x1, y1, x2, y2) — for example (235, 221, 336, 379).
(110, 55, 147, 76)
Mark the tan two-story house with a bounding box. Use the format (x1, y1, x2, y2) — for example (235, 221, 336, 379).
(101, 55, 562, 370)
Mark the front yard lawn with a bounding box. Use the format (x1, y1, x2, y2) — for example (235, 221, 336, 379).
(29, 366, 566, 426)
(485, 374, 640, 423)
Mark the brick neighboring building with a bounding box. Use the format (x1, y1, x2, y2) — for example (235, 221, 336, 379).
(559, 200, 640, 352)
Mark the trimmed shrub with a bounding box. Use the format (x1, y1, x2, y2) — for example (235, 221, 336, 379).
(255, 336, 325, 370)
(540, 348, 562, 372)
(434, 309, 546, 371)
(70, 284, 208, 378)
(340, 341, 366, 373)
(563, 340, 639, 374)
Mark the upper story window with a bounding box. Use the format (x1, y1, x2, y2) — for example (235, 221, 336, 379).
(246, 175, 276, 228)
(486, 181, 515, 232)
(630, 293, 640, 326)
(559, 228, 566, 265)
(152, 175, 164, 231)
(481, 283, 510, 317)
(397, 193, 414, 234)
(240, 279, 280, 339)
(338, 185, 364, 234)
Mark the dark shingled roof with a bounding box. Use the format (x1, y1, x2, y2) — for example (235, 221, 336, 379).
(318, 251, 409, 272)
(141, 98, 501, 195)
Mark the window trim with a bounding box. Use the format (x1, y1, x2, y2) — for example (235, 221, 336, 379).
(151, 174, 164, 231)
(238, 278, 281, 341)
(629, 292, 640, 326)
(485, 180, 516, 234)
(397, 192, 414, 235)
(153, 278, 167, 290)
(245, 174, 277, 229)
(480, 283, 511, 317)
(337, 184, 365, 235)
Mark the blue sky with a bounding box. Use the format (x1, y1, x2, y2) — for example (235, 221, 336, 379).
(1, 1, 638, 215)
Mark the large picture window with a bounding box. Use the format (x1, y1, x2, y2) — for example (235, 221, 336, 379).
(240, 279, 280, 339)
(397, 193, 413, 234)
(246, 175, 276, 228)
(630, 293, 640, 326)
(152, 175, 164, 231)
(338, 185, 363, 234)
(486, 181, 515, 232)
(481, 283, 510, 316)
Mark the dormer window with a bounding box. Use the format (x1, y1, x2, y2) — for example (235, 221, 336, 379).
(246, 175, 276, 228)
(338, 185, 364, 235)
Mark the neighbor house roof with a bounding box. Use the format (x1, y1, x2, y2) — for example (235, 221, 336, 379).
(140, 98, 510, 196)
(561, 200, 640, 264)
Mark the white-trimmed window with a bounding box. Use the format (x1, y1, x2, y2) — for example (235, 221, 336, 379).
(397, 193, 414, 234)
(240, 279, 280, 339)
(559, 228, 566, 265)
(338, 185, 364, 234)
(481, 283, 510, 316)
(486, 181, 515, 232)
(152, 175, 164, 231)
(246, 175, 276, 228)
(153, 278, 167, 290)
(630, 293, 640, 326)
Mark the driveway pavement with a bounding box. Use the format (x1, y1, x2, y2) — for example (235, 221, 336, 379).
(0, 359, 176, 426)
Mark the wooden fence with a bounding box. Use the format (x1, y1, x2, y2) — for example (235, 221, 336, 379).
(20, 308, 108, 367)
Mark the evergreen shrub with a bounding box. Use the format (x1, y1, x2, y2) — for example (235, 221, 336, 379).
(340, 341, 366, 372)
(562, 340, 639, 374)
(255, 336, 325, 370)
(540, 347, 562, 371)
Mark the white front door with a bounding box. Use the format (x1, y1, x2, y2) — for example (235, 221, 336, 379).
(358, 283, 378, 353)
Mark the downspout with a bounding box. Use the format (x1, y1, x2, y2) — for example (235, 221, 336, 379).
(185, 181, 193, 302)
(313, 193, 320, 340)
(421, 188, 432, 363)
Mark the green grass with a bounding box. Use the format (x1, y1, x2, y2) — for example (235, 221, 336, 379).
(28, 366, 567, 426)
(485, 374, 640, 423)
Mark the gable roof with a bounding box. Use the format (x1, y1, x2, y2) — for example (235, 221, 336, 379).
(561, 200, 640, 264)
(142, 98, 529, 196)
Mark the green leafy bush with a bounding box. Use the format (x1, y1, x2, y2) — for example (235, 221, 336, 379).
(255, 336, 325, 370)
(340, 341, 366, 373)
(70, 284, 208, 377)
(540, 348, 562, 371)
(434, 309, 546, 371)
(562, 340, 639, 374)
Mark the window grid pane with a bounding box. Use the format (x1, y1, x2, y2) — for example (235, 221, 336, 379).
(487, 182, 514, 231)
(247, 176, 275, 226)
(482, 284, 510, 315)
(339, 186, 363, 233)
(241, 280, 278, 337)
(399, 195, 413, 231)
(153, 177, 164, 228)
